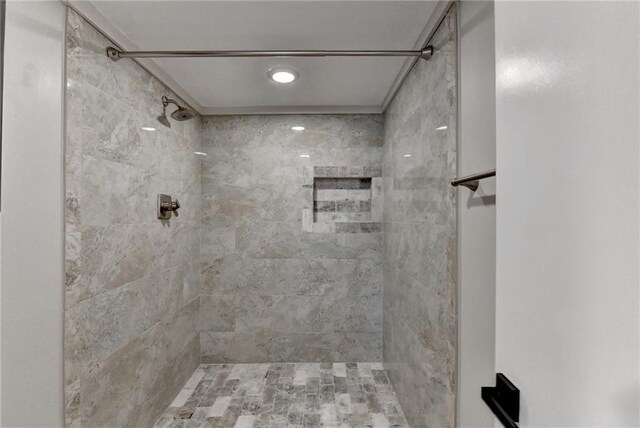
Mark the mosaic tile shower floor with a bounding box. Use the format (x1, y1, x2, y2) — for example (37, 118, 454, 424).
(154, 363, 409, 428)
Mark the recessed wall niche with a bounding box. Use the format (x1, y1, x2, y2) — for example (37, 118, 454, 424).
(314, 177, 372, 222)
(302, 166, 382, 233)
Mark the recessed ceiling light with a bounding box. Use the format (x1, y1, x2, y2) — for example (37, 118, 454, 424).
(141, 126, 156, 131)
(436, 125, 448, 130)
(300, 154, 310, 158)
(268, 68, 298, 84)
(403, 154, 412, 157)
(291, 126, 305, 131)
(194, 151, 207, 156)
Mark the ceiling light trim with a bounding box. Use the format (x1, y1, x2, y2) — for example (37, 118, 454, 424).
(268, 67, 299, 84)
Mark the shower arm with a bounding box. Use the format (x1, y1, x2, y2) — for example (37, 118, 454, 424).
(106, 46, 434, 62)
(162, 95, 179, 108)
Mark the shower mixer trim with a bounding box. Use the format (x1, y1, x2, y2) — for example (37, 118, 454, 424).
(157, 194, 181, 220)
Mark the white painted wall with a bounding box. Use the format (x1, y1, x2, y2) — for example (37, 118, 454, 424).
(1, 1, 65, 425)
(456, 1, 496, 427)
(495, 1, 639, 426)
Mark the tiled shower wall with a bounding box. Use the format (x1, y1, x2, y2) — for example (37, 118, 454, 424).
(199, 115, 384, 362)
(382, 5, 458, 428)
(64, 10, 202, 427)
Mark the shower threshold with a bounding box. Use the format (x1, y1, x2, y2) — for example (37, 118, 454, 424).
(154, 362, 408, 428)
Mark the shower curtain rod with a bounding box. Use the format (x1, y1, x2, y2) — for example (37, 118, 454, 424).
(106, 46, 434, 62)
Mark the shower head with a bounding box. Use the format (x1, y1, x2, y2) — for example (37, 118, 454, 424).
(158, 95, 196, 127)
(171, 106, 198, 121)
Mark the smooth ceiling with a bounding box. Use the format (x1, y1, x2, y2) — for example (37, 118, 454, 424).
(83, 1, 443, 114)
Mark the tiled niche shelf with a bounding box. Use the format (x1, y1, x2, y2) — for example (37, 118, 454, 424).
(314, 177, 372, 222)
(302, 166, 382, 233)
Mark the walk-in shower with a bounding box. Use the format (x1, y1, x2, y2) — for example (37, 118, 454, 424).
(63, 4, 459, 427)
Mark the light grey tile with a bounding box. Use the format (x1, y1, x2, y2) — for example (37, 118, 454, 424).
(200, 222, 236, 262)
(65, 9, 202, 428)
(198, 114, 383, 364)
(382, 5, 458, 428)
(301, 208, 313, 233)
(80, 325, 199, 427)
(236, 221, 380, 260)
(315, 188, 371, 201)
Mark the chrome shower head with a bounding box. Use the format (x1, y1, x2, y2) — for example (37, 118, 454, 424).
(171, 106, 198, 121)
(159, 95, 196, 127)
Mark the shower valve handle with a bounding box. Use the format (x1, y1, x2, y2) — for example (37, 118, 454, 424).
(160, 199, 180, 216)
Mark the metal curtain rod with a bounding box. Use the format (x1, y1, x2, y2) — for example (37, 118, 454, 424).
(106, 46, 434, 62)
(451, 169, 496, 191)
